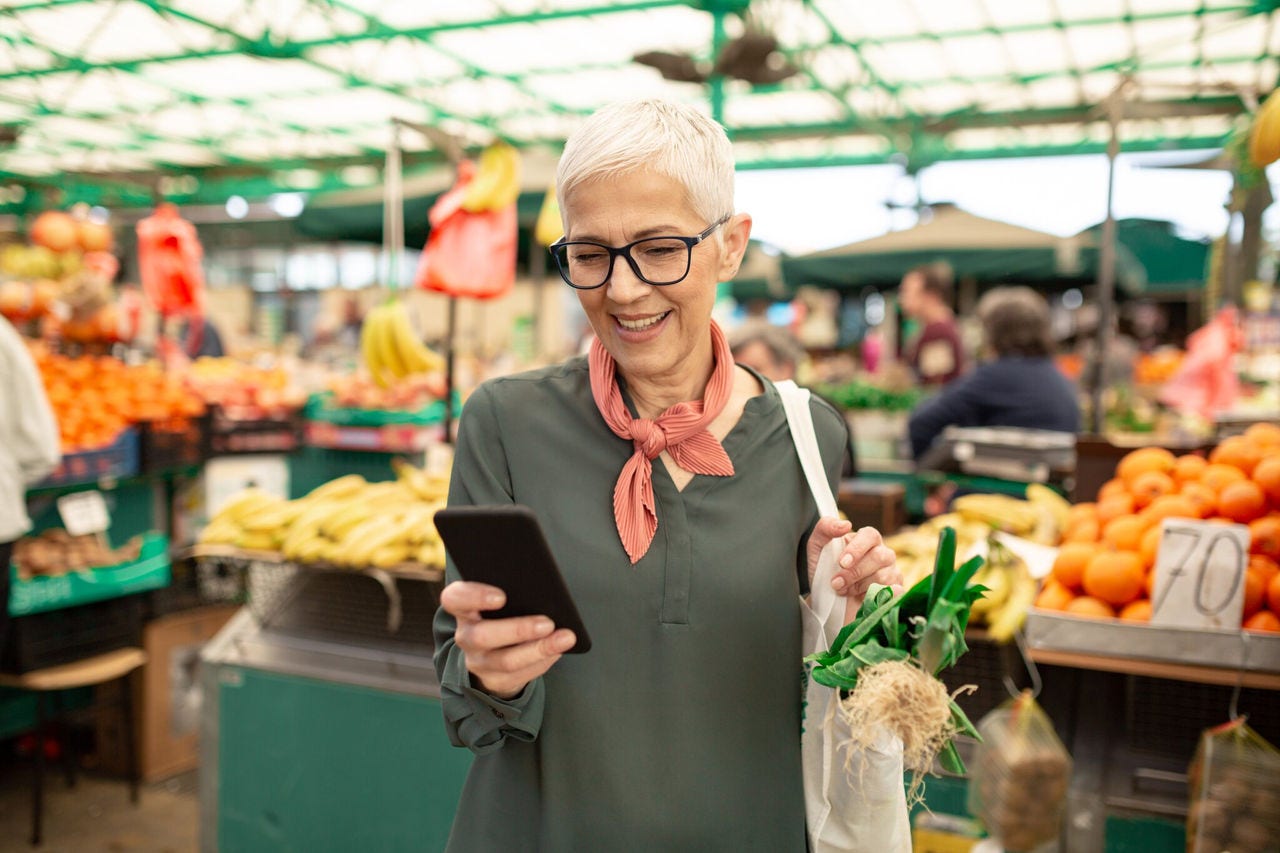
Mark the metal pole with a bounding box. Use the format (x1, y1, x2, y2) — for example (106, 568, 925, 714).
(1091, 91, 1123, 435)
(529, 228, 546, 358)
(443, 297, 457, 444)
(384, 123, 404, 292)
(709, 4, 727, 125)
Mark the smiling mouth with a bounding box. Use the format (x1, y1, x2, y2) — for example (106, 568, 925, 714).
(616, 311, 670, 332)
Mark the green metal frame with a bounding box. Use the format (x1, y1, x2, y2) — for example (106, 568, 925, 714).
(0, 0, 1274, 212)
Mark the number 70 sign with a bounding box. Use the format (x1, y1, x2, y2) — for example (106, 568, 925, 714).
(1150, 519, 1251, 631)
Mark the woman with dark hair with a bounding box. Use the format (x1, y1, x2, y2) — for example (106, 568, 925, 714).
(907, 286, 1080, 460)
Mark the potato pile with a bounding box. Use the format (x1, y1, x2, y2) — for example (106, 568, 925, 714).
(1187, 719, 1280, 853)
(969, 692, 1072, 853)
(12, 529, 143, 580)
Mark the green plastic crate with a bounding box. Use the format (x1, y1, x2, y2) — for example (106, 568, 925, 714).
(8, 532, 170, 616)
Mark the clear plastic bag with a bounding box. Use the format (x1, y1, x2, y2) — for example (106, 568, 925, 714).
(1186, 717, 1280, 853)
(967, 690, 1072, 853)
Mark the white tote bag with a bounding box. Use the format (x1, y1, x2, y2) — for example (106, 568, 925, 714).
(776, 380, 912, 853)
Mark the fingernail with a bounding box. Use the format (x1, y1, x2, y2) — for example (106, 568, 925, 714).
(553, 631, 575, 651)
(535, 618, 554, 635)
(832, 576, 846, 591)
(840, 554, 853, 569)
(485, 592, 505, 607)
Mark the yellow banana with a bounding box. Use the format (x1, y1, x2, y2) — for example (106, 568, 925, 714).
(234, 530, 280, 552)
(461, 142, 520, 212)
(373, 303, 408, 380)
(534, 184, 564, 246)
(987, 570, 1038, 642)
(953, 494, 1041, 535)
(1250, 92, 1280, 169)
(361, 303, 390, 387)
(306, 474, 368, 502)
(1026, 484, 1071, 537)
(213, 488, 281, 526)
(385, 300, 444, 375)
(198, 518, 242, 545)
(239, 498, 310, 533)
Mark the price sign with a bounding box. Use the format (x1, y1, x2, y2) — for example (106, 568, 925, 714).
(1150, 518, 1250, 631)
(56, 490, 111, 537)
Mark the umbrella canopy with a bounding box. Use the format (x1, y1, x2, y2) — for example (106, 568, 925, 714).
(727, 240, 789, 303)
(1080, 218, 1211, 295)
(780, 204, 1145, 293)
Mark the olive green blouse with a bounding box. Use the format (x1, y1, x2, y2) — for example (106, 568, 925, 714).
(432, 355, 848, 852)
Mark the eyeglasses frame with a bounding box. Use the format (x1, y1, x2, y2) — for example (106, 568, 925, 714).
(548, 214, 731, 290)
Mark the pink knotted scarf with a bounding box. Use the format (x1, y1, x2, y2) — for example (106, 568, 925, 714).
(589, 321, 736, 563)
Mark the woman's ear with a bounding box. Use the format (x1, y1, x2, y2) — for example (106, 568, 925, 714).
(716, 213, 753, 281)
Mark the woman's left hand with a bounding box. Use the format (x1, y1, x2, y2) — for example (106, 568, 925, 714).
(807, 518, 903, 624)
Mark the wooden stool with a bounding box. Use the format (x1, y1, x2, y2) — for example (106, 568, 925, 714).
(0, 647, 148, 846)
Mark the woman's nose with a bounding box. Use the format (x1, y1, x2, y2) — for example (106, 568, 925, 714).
(605, 255, 650, 303)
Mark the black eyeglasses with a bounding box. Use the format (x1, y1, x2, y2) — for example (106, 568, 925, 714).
(548, 215, 730, 290)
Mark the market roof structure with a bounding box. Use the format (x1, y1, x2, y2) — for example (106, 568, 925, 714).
(1, 0, 1277, 210)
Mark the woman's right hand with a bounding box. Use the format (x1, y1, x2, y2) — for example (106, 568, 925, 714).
(439, 580, 577, 700)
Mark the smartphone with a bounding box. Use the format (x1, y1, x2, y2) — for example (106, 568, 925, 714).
(433, 504, 591, 653)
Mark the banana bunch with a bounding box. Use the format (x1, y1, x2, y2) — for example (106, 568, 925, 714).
(952, 485, 1071, 546)
(361, 299, 445, 388)
(461, 142, 521, 213)
(884, 513, 991, 589)
(197, 462, 451, 570)
(970, 535, 1038, 642)
(1250, 90, 1280, 169)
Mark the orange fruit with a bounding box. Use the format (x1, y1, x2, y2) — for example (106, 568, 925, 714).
(1097, 494, 1136, 526)
(1210, 436, 1263, 476)
(1268, 572, 1280, 614)
(1142, 495, 1200, 526)
(1253, 455, 1280, 505)
(1097, 478, 1129, 502)
(1179, 482, 1218, 519)
(1064, 517, 1101, 544)
(1243, 610, 1280, 633)
(1129, 470, 1175, 510)
(1201, 463, 1248, 493)
(1119, 600, 1153, 622)
(1249, 515, 1280, 560)
(1035, 580, 1074, 611)
(1145, 568, 1158, 598)
(1067, 503, 1098, 526)
(1052, 542, 1097, 591)
(1117, 447, 1176, 485)
(1219, 480, 1268, 524)
(1064, 596, 1116, 620)
(1082, 551, 1145, 606)
(1172, 454, 1208, 485)
(1250, 554, 1280, 584)
(1103, 514, 1151, 552)
(1139, 524, 1163, 570)
(1244, 422, 1280, 448)
(1244, 568, 1267, 619)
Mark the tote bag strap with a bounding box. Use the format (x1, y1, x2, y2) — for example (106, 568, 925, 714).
(775, 380, 839, 518)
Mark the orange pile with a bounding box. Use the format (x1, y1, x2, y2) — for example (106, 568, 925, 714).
(1038, 423, 1280, 633)
(30, 346, 206, 451)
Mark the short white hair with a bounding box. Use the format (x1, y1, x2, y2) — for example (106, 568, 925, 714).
(555, 99, 736, 227)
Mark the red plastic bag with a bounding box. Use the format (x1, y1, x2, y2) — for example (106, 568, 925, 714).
(136, 203, 206, 318)
(1158, 306, 1242, 419)
(414, 162, 517, 301)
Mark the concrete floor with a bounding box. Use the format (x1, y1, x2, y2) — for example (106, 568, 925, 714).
(0, 764, 197, 853)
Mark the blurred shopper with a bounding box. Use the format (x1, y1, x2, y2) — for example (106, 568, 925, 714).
(0, 315, 61, 649)
(908, 286, 1080, 460)
(899, 262, 963, 385)
(433, 99, 902, 852)
(730, 321, 858, 477)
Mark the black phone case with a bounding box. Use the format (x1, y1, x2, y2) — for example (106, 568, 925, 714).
(434, 505, 592, 653)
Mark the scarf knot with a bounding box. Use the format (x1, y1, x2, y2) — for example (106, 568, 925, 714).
(589, 321, 737, 564)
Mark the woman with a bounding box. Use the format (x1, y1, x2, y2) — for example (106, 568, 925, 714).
(908, 286, 1081, 460)
(433, 100, 900, 851)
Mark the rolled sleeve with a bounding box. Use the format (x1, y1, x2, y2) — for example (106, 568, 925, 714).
(437, 644, 545, 753)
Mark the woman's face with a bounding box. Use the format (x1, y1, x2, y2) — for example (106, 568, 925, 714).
(562, 169, 750, 385)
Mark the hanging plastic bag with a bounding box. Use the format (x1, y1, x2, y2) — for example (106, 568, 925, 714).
(1158, 306, 1242, 419)
(968, 690, 1072, 853)
(136, 203, 206, 317)
(1186, 717, 1280, 853)
(414, 159, 517, 301)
